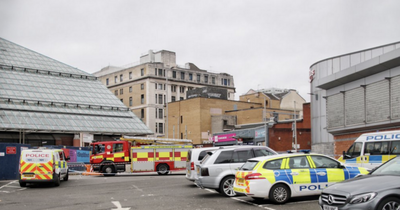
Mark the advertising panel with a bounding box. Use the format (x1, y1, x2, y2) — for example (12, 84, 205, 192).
(213, 133, 236, 143)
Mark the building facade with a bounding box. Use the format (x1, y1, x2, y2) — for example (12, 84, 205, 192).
(310, 41, 400, 157)
(93, 50, 235, 137)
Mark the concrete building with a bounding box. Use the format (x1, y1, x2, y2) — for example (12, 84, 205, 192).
(93, 50, 235, 137)
(0, 37, 152, 147)
(310, 41, 400, 157)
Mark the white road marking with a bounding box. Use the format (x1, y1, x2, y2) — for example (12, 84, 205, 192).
(231, 197, 276, 210)
(132, 185, 143, 192)
(0, 180, 18, 190)
(111, 201, 131, 210)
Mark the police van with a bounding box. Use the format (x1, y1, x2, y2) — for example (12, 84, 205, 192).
(19, 149, 69, 187)
(339, 130, 400, 169)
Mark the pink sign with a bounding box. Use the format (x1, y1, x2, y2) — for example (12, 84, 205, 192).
(214, 133, 236, 143)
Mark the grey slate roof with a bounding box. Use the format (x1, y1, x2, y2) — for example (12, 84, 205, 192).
(0, 37, 153, 135)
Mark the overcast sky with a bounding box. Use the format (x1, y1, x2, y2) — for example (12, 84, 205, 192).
(1, 0, 400, 101)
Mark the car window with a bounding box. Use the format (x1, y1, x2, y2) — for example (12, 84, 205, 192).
(373, 158, 400, 175)
(346, 142, 362, 158)
(390, 141, 400, 154)
(310, 155, 340, 168)
(198, 151, 209, 161)
(254, 148, 275, 157)
(241, 161, 259, 171)
(214, 151, 233, 164)
(187, 150, 192, 162)
(288, 156, 310, 169)
(263, 159, 283, 170)
(232, 150, 254, 163)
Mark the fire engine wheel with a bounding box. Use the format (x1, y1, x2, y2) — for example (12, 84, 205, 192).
(102, 166, 116, 176)
(54, 173, 61, 187)
(157, 164, 169, 175)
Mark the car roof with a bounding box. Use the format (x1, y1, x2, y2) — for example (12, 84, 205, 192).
(216, 145, 274, 152)
(247, 153, 328, 162)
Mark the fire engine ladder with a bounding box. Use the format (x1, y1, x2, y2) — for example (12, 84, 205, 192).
(120, 136, 192, 145)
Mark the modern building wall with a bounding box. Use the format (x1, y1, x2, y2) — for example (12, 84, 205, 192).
(94, 50, 236, 137)
(310, 41, 400, 157)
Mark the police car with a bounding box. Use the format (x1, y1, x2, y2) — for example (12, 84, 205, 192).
(233, 153, 369, 204)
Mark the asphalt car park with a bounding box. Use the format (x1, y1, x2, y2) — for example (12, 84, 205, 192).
(0, 173, 322, 210)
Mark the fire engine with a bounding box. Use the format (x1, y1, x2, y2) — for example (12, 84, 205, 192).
(90, 136, 192, 175)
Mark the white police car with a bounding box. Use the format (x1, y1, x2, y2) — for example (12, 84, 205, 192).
(233, 153, 369, 204)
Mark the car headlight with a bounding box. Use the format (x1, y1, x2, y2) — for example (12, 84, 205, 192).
(349, 192, 377, 204)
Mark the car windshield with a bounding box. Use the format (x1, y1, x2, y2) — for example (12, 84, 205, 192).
(372, 157, 400, 175)
(240, 160, 259, 171)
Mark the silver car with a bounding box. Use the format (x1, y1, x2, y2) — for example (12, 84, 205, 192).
(319, 156, 400, 210)
(195, 146, 277, 197)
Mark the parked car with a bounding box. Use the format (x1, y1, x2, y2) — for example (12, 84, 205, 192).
(319, 156, 400, 210)
(186, 147, 220, 181)
(195, 146, 277, 197)
(233, 153, 369, 204)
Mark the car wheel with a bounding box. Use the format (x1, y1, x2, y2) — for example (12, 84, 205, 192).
(102, 166, 116, 176)
(19, 182, 26, 187)
(54, 173, 61, 187)
(63, 170, 69, 181)
(377, 197, 400, 210)
(269, 184, 290, 204)
(157, 164, 169, 175)
(219, 176, 236, 197)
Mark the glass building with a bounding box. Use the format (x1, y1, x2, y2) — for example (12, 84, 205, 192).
(0, 37, 153, 146)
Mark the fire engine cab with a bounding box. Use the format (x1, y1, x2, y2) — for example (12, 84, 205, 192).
(90, 136, 192, 175)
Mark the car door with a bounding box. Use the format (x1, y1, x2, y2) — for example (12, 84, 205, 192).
(230, 149, 254, 173)
(286, 156, 315, 196)
(309, 155, 345, 189)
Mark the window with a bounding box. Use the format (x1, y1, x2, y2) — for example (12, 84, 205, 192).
(180, 97, 184, 101)
(171, 85, 176, 92)
(129, 86, 132, 93)
(254, 148, 274, 157)
(141, 84, 144, 90)
(231, 150, 254, 163)
(158, 94, 163, 104)
(212, 77, 215, 84)
(141, 94, 144, 104)
(197, 74, 201, 82)
(172, 71, 176, 78)
(214, 151, 233, 164)
(288, 156, 310, 169)
(113, 143, 124, 153)
(58, 151, 64, 161)
(114, 76, 117, 83)
(158, 84, 163, 90)
(155, 94, 157, 104)
(141, 68, 144, 76)
(114, 90, 118, 96)
(171, 96, 176, 102)
(106, 78, 109, 85)
(180, 72, 185, 80)
(129, 97, 132, 106)
(158, 109, 163, 119)
(180, 115, 183, 124)
(389, 141, 400, 154)
(155, 68, 157, 75)
(179, 86, 185, 93)
(158, 68, 163, 76)
(365, 141, 390, 155)
(158, 123, 163, 134)
(310, 155, 340, 168)
(155, 123, 158, 133)
(129, 72, 132, 79)
(120, 99, 123, 103)
(164, 95, 166, 104)
(155, 83, 158, 90)
(155, 109, 157, 118)
(346, 142, 362, 158)
(204, 75, 208, 83)
(264, 159, 283, 170)
(120, 89, 123, 95)
(120, 74, 123, 82)
(141, 109, 144, 118)
(189, 73, 193, 81)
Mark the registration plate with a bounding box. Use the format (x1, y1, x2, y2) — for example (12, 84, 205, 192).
(23, 174, 34, 178)
(323, 205, 338, 210)
(237, 178, 245, 184)
(233, 187, 245, 193)
(197, 167, 200, 174)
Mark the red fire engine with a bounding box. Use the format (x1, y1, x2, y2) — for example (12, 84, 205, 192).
(90, 136, 192, 175)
